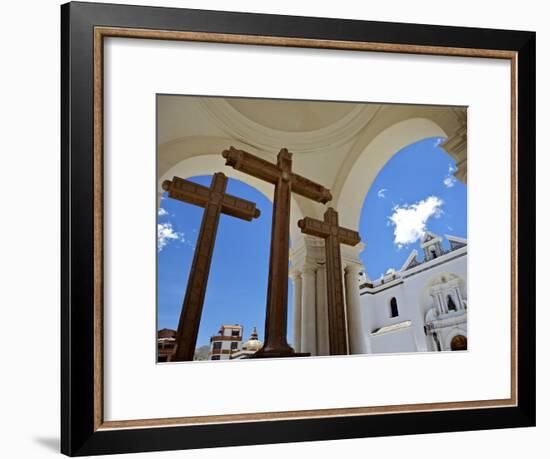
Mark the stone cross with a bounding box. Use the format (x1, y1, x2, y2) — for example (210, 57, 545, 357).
(162, 173, 261, 361)
(297, 207, 361, 355)
(222, 146, 332, 358)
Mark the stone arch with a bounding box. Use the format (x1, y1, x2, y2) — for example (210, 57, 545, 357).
(158, 136, 265, 183)
(334, 117, 448, 229)
(158, 138, 305, 246)
(197, 97, 378, 154)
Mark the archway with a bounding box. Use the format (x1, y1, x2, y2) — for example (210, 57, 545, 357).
(159, 150, 306, 247)
(352, 126, 467, 355)
(356, 136, 467, 281)
(335, 117, 450, 230)
(157, 175, 278, 358)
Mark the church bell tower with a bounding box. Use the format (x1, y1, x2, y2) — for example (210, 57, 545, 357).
(421, 231, 444, 261)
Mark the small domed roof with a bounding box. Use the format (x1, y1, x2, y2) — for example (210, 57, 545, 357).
(157, 328, 176, 339)
(241, 327, 262, 352)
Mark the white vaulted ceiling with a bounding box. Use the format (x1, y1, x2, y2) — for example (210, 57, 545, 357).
(157, 95, 466, 236)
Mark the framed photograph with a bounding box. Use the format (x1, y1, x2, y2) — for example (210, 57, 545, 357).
(61, 1, 536, 456)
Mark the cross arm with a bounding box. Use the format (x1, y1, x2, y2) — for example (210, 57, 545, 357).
(162, 176, 261, 221)
(291, 174, 332, 204)
(297, 216, 360, 246)
(221, 194, 261, 221)
(162, 176, 211, 208)
(337, 227, 361, 247)
(222, 147, 280, 185)
(223, 146, 332, 204)
(297, 216, 331, 239)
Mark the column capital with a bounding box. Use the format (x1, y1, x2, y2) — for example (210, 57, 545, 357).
(345, 263, 364, 275)
(289, 269, 302, 280)
(302, 264, 317, 275)
(440, 108, 467, 184)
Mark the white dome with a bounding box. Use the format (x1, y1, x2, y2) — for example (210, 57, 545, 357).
(241, 327, 262, 352)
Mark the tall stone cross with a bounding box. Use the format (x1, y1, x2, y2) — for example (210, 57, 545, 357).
(222, 146, 332, 358)
(162, 173, 261, 361)
(298, 207, 361, 355)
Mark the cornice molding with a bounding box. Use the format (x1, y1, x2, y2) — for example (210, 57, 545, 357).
(198, 98, 378, 154)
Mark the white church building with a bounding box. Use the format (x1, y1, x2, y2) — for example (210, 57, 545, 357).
(359, 232, 467, 354)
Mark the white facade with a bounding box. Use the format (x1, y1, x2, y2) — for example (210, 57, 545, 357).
(360, 233, 467, 354)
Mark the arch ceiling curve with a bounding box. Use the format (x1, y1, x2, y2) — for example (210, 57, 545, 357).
(158, 136, 267, 181)
(334, 117, 448, 229)
(160, 153, 306, 246)
(157, 96, 466, 242)
(198, 97, 379, 154)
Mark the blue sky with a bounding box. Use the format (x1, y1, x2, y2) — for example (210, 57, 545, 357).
(358, 137, 467, 279)
(157, 177, 282, 347)
(157, 136, 467, 349)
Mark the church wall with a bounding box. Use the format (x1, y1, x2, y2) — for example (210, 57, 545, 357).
(359, 248, 467, 355)
(416, 256, 467, 316)
(370, 328, 417, 354)
(363, 283, 408, 333)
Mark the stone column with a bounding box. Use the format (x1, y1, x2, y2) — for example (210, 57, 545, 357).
(301, 265, 317, 356)
(449, 290, 460, 311)
(291, 271, 302, 353)
(430, 289, 443, 315)
(315, 266, 329, 356)
(345, 264, 369, 355)
(455, 287, 465, 310)
(437, 291, 446, 314)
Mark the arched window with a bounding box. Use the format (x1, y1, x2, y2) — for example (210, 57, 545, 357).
(390, 297, 399, 318)
(447, 295, 457, 311)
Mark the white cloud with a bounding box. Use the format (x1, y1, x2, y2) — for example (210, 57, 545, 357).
(158, 207, 168, 217)
(443, 176, 456, 188)
(388, 196, 444, 247)
(443, 163, 457, 188)
(158, 222, 184, 251)
(377, 188, 387, 199)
